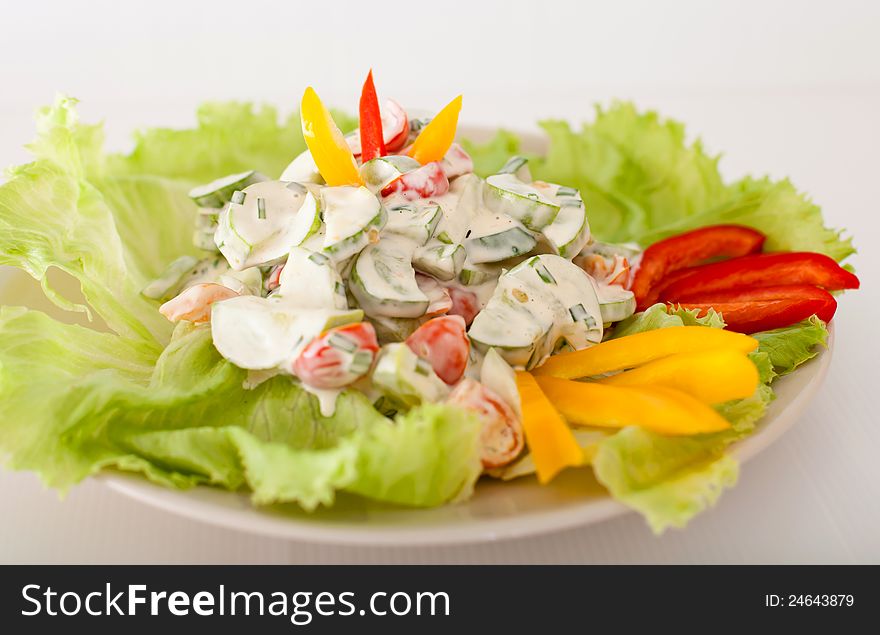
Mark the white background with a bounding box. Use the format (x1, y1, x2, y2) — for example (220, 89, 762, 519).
(0, 0, 878, 563)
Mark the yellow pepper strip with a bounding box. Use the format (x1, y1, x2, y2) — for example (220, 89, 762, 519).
(300, 87, 363, 186)
(534, 377, 731, 436)
(599, 349, 759, 404)
(407, 95, 463, 164)
(515, 371, 584, 484)
(532, 326, 757, 379)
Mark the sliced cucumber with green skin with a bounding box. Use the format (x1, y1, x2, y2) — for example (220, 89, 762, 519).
(429, 173, 482, 245)
(218, 266, 263, 296)
(541, 193, 591, 259)
(484, 173, 560, 231)
(359, 155, 421, 194)
(141, 255, 200, 301)
(188, 170, 267, 208)
(371, 343, 450, 410)
(579, 240, 642, 260)
(193, 229, 220, 252)
(467, 274, 556, 368)
(214, 180, 309, 270)
(412, 241, 466, 281)
(458, 260, 502, 286)
(280, 150, 324, 184)
(320, 186, 387, 263)
(596, 283, 636, 323)
(276, 247, 348, 310)
(465, 225, 537, 264)
(289, 191, 323, 247)
(178, 255, 230, 289)
(195, 208, 220, 230)
(349, 236, 429, 318)
(508, 254, 603, 351)
(497, 155, 532, 182)
(383, 203, 442, 245)
(480, 348, 521, 418)
(367, 314, 430, 344)
(211, 296, 362, 370)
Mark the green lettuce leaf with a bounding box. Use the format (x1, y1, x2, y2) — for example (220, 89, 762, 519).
(468, 102, 854, 262)
(110, 102, 357, 185)
(751, 316, 829, 376)
(0, 308, 481, 508)
(609, 303, 725, 339)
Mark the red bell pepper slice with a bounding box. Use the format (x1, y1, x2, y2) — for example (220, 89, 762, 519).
(673, 285, 837, 333)
(632, 224, 766, 310)
(358, 70, 386, 162)
(659, 252, 859, 301)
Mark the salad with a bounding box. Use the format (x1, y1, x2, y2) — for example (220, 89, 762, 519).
(0, 73, 858, 532)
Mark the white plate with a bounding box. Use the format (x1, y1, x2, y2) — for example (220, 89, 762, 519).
(0, 126, 834, 545)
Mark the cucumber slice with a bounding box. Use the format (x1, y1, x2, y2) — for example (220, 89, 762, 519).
(276, 247, 348, 310)
(289, 191, 323, 247)
(214, 180, 309, 270)
(497, 155, 532, 182)
(211, 296, 362, 370)
(193, 228, 220, 252)
(320, 186, 387, 263)
(218, 266, 263, 296)
(188, 170, 267, 208)
(360, 155, 421, 193)
(541, 193, 591, 259)
(141, 255, 200, 301)
(464, 224, 537, 264)
(412, 241, 466, 281)
(508, 255, 604, 351)
(367, 314, 429, 344)
(349, 236, 429, 318)
(480, 348, 521, 418)
(178, 256, 231, 289)
(280, 150, 324, 184)
(458, 261, 502, 286)
(484, 173, 560, 231)
(371, 343, 450, 409)
(467, 274, 556, 368)
(383, 203, 442, 245)
(431, 173, 482, 245)
(596, 283, 636, 323)
(579, 240, 642, 260)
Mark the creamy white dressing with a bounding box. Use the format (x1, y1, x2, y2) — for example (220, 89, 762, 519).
(215, 180, 308, 270)
(170, 134, 639, 424)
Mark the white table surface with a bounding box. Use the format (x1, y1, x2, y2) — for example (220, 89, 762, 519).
(1, 0, 878, 563)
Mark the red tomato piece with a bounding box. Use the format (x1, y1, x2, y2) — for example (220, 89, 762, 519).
(292, 322, 379, 389)
(447, 378, 524, 469)
(404, 315, 469, 385)
(266, 264, 284, 292)
(380, 162, 449, 200)
(631, 225, 766, 310)
(447, 286, 480, 326)
(382, 99, 409, 152)
(659, 252, 859, 301)
(673, 284, 837, 333)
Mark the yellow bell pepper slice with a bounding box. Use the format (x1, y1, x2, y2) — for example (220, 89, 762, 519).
(515, 371, 584, 484)
(407, 95, 462, 165)
(300, 86, 363, 186)
(598, 349, 759, 404)
(532, 326, 758, 379)
(534, 377, 731, 436)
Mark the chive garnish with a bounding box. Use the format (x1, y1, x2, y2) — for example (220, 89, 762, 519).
(256, 198, 266, 220)
(231, 190, 246, 205)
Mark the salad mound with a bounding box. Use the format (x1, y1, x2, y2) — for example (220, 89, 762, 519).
(0, 76, 855, 532)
